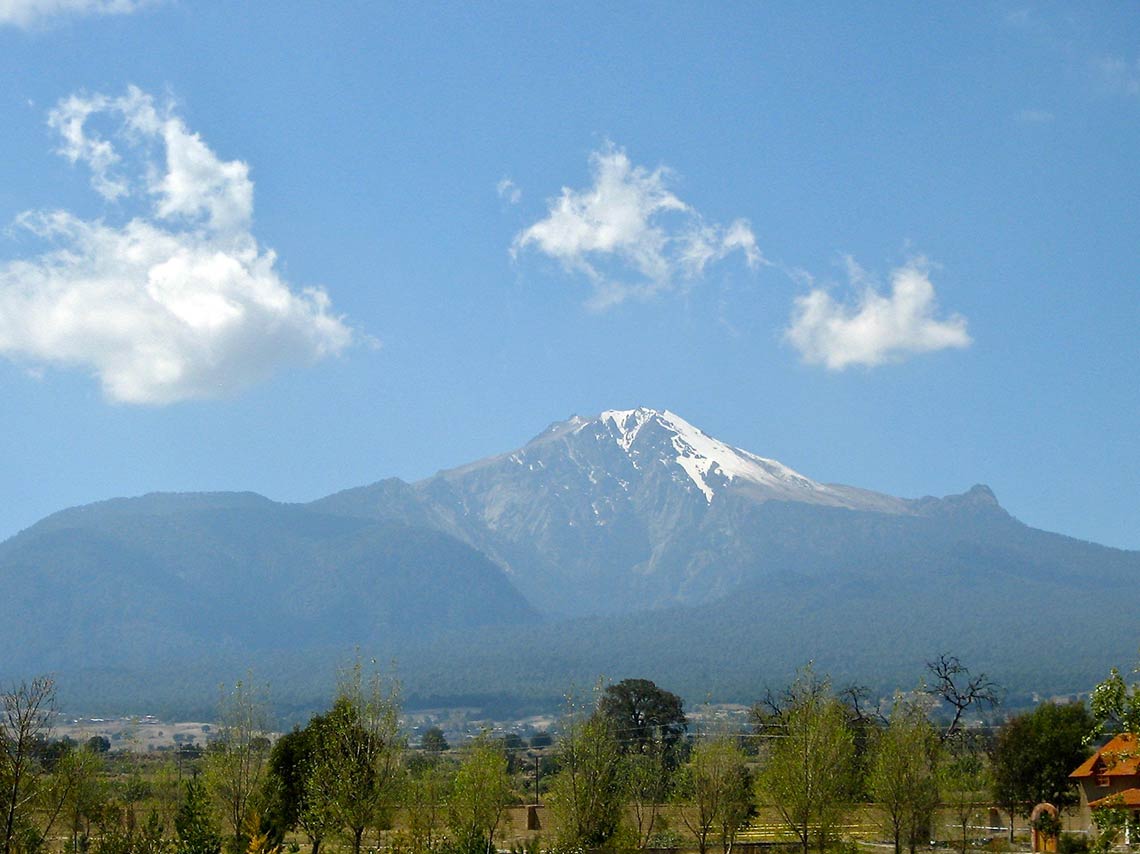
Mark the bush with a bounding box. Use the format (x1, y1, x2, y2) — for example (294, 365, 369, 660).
(1058, 834, 1089, 854)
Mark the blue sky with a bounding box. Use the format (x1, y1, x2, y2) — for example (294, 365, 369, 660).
(0, 1, 1137, 549)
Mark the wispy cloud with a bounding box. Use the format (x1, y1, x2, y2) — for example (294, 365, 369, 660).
(0, 0, 151, 27)
(511, 142, 760, 308)
(785, 258, 970, 370)
(0, 87, 353, 405)
(496, 177, 521, 205)
(1098, 55, 1140, 98)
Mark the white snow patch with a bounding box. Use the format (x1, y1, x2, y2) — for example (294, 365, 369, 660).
(587, 407, 853, 506)
(599, 407, 655, 451)
(657, 409, 849, 504)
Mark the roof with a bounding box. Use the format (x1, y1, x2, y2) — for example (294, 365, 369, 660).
(1089, 788, 1140, 809)
(1072, 734, 1140, 779)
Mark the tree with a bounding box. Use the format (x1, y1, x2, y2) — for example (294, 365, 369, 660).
(420, 728, 448, 754)
(624, 747, 673, 850)
(1089, 667, 1140, 740)
(926, 655, 1000, 743)
(941, 735, 991, 854)
(175, 779, 222, 854)
(308, 663, 403, 854)
(402, 758, 451, 854)
(547, 704, 626, 849)
(448, 736, 514, 854)
(869, 700, 941, 854)
(990, 702, 1093, 826)
(758, 667, 856, 854)
(596, 679, 687, 760)
(677, 736, 754, 854)
(1089, 802, 1140, 854)
(59, 745, 108, 853)
(206, 679, 271, 854)
(262, 721, 338, 854)
(1, 676, 56, 854)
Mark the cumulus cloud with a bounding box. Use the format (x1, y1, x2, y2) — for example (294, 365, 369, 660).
(785, 259, 970, 370)
(0, 0, 150, 27)
(0, 86, 353, 404)
(511, 143, 760, 307)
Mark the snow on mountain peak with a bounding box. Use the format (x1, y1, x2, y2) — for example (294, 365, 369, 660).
(582, 407, 839, 504)
(596, 407, 657, 451)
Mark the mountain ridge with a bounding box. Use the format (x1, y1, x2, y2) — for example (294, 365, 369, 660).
(312, 407, 1012, 614)
(3, 406, 1137, 715)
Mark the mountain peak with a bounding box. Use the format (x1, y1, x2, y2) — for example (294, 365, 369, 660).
(965, 483, 999, 504)
(557, 407, 900, 511)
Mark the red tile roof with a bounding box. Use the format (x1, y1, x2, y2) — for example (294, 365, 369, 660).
(1072, 734, 1140, 778)
(1089, 788, 1140, 809)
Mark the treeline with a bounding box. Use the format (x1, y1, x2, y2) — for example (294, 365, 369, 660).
(5, 659, 1140, 854)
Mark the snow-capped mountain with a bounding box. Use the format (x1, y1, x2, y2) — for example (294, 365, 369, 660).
(5, 406, 1140, 714)
(552, 407, 908, 511)
(314, 407, 984, 615)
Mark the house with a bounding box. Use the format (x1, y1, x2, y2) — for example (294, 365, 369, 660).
(1070, 733, 1140, 828)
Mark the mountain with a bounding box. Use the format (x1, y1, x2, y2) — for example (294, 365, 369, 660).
(313, 408, 1010, 614)
(0, 492, 538, 674)
(3, 406, 1139, 715)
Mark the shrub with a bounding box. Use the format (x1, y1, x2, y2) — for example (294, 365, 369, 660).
(1058, 833, 1090, 854)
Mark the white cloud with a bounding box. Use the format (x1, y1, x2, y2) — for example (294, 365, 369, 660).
(785, 259, 970, 370)
(1099, 56, 1140, 98)
(0, 0, 150, 27)
(511, 143, 760, 307)
(0, 87, 353, 404)
(496, 177, 521, 205)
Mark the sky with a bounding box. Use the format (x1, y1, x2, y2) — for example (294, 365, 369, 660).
(0, 1, 1137, 550)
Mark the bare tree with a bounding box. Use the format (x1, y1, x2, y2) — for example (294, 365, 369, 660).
(1, 676, 56, 854)
(926, 655, 1000, 742)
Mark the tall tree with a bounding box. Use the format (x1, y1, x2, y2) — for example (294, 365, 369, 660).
(990, 702, 1092, 822)
(677, 736, 754, 854)
(941, 738, 991, 854)
(624, 746, 673, 850)
(60, 744, 108, 853)
(926, 656, 1000, 743)
(758, 666, 856, 854)
(596, 679, 687, 760)
(1, 676, 56, 854)
(206, 678, 272, 854)
(547, 705, 626, 849)
(447, 736, 514, 854)
(869, 700, 941, 854)
(402, 757, 451, 854)
(263, 720, 337, 854)
(308, 663, 403, 854)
